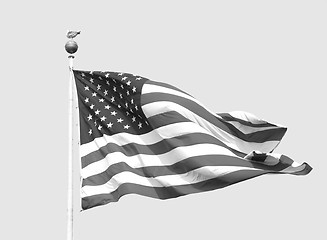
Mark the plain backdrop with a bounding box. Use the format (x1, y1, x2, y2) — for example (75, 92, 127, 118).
(0, 1, 326, 239)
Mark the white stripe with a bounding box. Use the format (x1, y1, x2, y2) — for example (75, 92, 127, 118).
(228, 111, 268, 124)
(281, 164, 305, 173)
(228, 111, 285, 128)
(81, 121, 218, 157)
(143, 83, 284, 135)
(142, 83, 225, 120)
(80, 130, 160, 157)
(81, 143, 237, 178)
(81, 166, 260, 198)
(142, 101, 280, 154)
(227, 121, 281, 135)
(81, 83, 281, 157)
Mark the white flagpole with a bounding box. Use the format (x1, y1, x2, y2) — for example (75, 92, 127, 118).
(65, 33, 79, 240)
(67, 54, 74, 240)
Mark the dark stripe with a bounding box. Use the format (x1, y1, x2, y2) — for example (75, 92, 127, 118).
(146, 110, 188, 128)
(82, 161, 312, 210)
(217, 112, 277, 128)
(82, 111, 248, 168)
(81, 169, 272, 210)
(290, 163, 312, 175)
(278, 155, 313, 175)
(82, 153, 296, 187)
(146, 111, 280, 147)
(142, 92, 232, 134)
(82, 131, 245, 168)
(142, 92, 287, 143)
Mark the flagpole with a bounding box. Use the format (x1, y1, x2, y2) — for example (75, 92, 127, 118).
(65, 34, 79, 240)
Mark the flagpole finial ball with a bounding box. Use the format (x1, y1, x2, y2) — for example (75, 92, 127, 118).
(65, 40, 78, 54)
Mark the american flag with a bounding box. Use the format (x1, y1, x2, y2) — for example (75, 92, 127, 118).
(73, 70, 312, 210)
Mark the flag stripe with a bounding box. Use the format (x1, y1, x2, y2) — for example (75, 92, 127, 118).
(81, 168, 273, 209)
(81, 115, 277, 160)
(81, 143, 237, 179)
(81, 110, 252, 166)
(218, 112, 277, 127)
(81, 166, 263, 198)
(141, 81, 232, 125)
(142, 82, 223, 120)
(81, 114, 282, 172)
(80, 121, 232, 159)
(82, 153, 298, 187)
(81, 160, 309, 199)
(147, 111, 283, 154)
(142, 103, 282, 154)
(81, 162, 310, 210)
(81, 131, 245, 169)
(219, 120, 280, 135)
(280, 163, 312, 175)
(142, 83, 284, 133)
(141, 85, 232, 134)
(141, 92, 286, 143)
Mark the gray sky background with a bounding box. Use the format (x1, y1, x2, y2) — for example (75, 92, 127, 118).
(1, 1, 326, 239)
